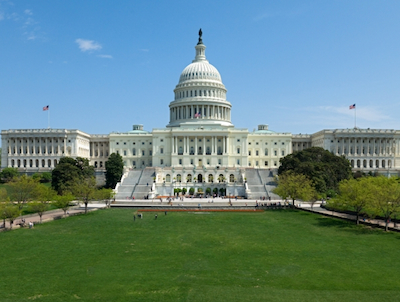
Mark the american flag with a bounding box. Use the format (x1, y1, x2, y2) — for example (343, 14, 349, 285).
(194, 112, 201, 118)
(43, 105, 49, 111)
(349, 104, 356, 110)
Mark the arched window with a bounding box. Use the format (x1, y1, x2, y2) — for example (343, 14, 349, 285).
(166, 174, 171, 182)
(42, 159, 45, 168)
(48, 159, 51, 167)
(363, 160, 367, 168)
(376, 160, 379, 168)
(218, 174, 224, 183)
(187, 174, 192, 182)
(36, 159, 39, 167)
(357, 160, 360, 168)
(177, 174, 181, 182)
(29, 159, 33, 167)
(95, 161, 98, 168)
(208, 174, 213, 183)
(382, 160, 386, 168)
(230, 174, 235, 183)
(350, 160, 354, 168)
(369, 160, 373, 168)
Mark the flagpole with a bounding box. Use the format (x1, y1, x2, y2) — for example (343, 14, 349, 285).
(354, 106, 356, 129)
(48, 108, 50, 129)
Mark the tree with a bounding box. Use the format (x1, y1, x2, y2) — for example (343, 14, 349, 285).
(189, 187, 195, 195)
(32, 172, 52, 183)
(28, 202, 49, 224)
(105, 153, 124, 189)
(72, 177, 97, 214)
(0, 167, 19, 183)
(53, 194, 75, 216)
(278, 147, 352, 194)
(1, 203, 20, 229)
(368, 177, 400, 232)
(95, 188, 114, 208)
(329, 178, 372, 225)
(52, 157, 95, 194)
(182, 188, 187, 195)
(28, 184, 56, 223)
(8, 175, 39, 210)
(273, 171, 317, 205)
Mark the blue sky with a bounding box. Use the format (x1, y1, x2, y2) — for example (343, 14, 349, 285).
(1, 0, 400, 145)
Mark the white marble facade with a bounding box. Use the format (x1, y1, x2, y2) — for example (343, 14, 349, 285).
(2, 34, 400, 177)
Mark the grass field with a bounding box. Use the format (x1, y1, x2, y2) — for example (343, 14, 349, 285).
(1, 209, 400, 301)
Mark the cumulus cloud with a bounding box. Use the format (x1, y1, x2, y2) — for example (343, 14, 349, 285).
(75, 39, 102, 52)
(24, 9, 32, 15)
(97, 54, 113, 59)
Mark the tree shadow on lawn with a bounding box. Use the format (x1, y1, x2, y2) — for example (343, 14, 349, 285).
(313, 216, 396, 236)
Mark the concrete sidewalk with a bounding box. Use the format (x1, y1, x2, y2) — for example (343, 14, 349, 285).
(0, 203, 107, 231)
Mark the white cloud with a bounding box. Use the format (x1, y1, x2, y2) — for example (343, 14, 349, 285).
(24, 9, 32, 15)
(75, 39, 102, 52)
(0, 12, 4, 21)
(97, 54, 113, 59)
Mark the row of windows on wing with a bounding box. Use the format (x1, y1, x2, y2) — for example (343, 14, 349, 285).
(351, 159, 392, 169)
(116, 149, 153, 156)
(249, 160, 278, 167)
(180, 71, 219, 81)
(9, 139, 72, 143)
(333, 146, 394, 155)
(115, 141, 151, 146)
(175, 89, 225, 99)
(330, 139, 394, 144)
(249, 142, 286, 146)
(11, 158, 58, 168)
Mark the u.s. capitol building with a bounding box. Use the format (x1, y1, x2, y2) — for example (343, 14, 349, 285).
(2, 32, 400, 198)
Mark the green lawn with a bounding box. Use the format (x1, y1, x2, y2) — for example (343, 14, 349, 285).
(1, 209, 399, 301)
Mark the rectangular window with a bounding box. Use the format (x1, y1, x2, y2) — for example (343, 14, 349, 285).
(190, 159, 194, 165)
(123, 150, 127, 156)
(265, 149, 268, 156)
(248, 151, 251, 156)
(149, 150, 152, 156)
(160, 159, 164, 165)
(218, 159, 221, 165)
(265, 161, 268, 166)
(237, 148, 240, 154)
(256, 150, 259, 156)
(179, 159, 182, 164)
(281, 151, 285, 156)
(132, 161, 136, 166)
(274, 150, 277, 156)
(160, 148, 164, 154)
(237, 159, 240, 165)
(142, 150, 145, 156)
(256, 161, 259, 166)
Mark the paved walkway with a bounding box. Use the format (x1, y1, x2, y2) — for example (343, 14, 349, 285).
(299, 202, 400, 232)
(0, 203, 107, 231)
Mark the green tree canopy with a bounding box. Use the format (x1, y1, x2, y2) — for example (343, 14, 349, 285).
(52, 157, 95, 194)
(278, 147, 352, 194)
(8, 175, 40, 209)
(0, 167, 19, 183)
(72, 177, 97, 214)
(273, 171, 317, 205)
(329, 177, 372, 224)
(53, 193, 75, 216)
(105, 153, 124, 189)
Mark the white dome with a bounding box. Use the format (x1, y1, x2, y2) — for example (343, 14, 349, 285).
(167, 32, 233, 128)
(178, 61, 222, 84)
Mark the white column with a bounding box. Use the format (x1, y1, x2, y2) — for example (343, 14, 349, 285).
(203, 136, 206, 155)
(195, 137, 198, 155)
(223, 136, 226, 154)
